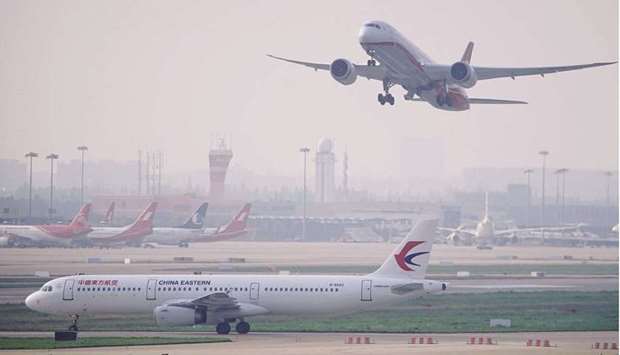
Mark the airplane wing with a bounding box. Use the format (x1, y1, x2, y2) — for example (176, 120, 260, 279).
(423, 62, 616, 82)
(408, 97, 527, 105)
(467, 98, 527, 104)
(267, 54, 387, 81)
(166, 292, 240, 312)
(437, 227, 477, 237)
(473, 62, 617, 80)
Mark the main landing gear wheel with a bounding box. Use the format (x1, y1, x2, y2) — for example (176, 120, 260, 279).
(367, 59, 377, 66)
(236, 321, 250, 334)
(216, 322, 231, 335)
(378, 93, 395, 106)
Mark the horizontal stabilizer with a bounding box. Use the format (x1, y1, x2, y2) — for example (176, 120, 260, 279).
(468, 98, 527, 104)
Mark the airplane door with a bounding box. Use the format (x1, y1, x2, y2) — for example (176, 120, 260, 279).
(249, 282, 259, 301)
(361, 279, 372, 302)
(146, 279, 157, 301)
(62, 279, 74, 301)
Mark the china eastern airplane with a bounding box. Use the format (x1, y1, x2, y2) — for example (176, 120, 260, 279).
(86, 202, 157, 247)
(144, 203, 252, 246)
(269, 20, 616, 111)
(26, 218, 446, 334)
(0, 204, 92, 247)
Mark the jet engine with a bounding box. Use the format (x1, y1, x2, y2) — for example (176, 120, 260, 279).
(330, 58, 357, 85)
(154, 305, 206, 326)
(449, 62, 477, 88)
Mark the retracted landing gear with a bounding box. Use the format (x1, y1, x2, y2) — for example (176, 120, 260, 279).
(216, 322, 231, 335)
(378, 79, 395, 106)
(236, 321, 250, 334)
(68, 314, 79, 331)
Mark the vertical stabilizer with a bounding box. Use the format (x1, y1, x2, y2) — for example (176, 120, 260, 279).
(484, 192, 489, 219)
(461, 41, 474, 63)
(179, 202, 208, 229)
(370, 218, 438, 280)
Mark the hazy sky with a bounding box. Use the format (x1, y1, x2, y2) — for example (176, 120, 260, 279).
(0, 0, 617, 181)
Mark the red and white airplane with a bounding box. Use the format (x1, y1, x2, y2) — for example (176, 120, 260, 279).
(144, 203, 252, 246)
(0, 204, 92, 247)
(269, 20, 616, 111)
(86, 202, 157, 247)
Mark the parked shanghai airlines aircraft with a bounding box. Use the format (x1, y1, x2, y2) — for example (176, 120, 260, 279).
(0, 204, 92, 247)
(86, 202, 157, 247)
(269, 20, 616, 111)
(144, 203, 251, 246)
(26, 218, 446, 334)
(143, 202, 209, 247)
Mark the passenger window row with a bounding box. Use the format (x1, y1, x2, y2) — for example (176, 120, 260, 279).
(77, 287, 140, 292)
(157, 286, 250, 292)
(264, 287, 339, 293)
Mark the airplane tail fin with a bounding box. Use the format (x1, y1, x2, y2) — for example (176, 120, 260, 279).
(102, 202, 115, 225)
(461, 41, 474, 64)
(125, 202, 157, 235)
(484, 192, 489, 218)
(69, 203, 92, 231)
(179, 202, 208, 229)
(370, 218, 438, 280)
(214, 203, 252, 235)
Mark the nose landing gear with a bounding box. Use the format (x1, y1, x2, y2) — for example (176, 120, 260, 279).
(68, 314, 79, 331)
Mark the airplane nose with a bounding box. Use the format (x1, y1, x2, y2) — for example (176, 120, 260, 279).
(358, 26, 372, 43)
(25, 293, 39, 311)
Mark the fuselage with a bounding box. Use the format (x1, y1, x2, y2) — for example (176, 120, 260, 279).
(26, 274, 445, 318)
(0, 224, 90, 246)
(359, 20, 469, 111)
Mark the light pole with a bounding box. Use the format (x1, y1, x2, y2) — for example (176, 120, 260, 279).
(46, 154, 59, 219)
(299, 147, 310, 241)
(523, 168, 533, 227)
(24, 152, 38, 218)
(555, 168, 568, 224)
(77, 146, 88, 206)
(538, 150, 549, 242)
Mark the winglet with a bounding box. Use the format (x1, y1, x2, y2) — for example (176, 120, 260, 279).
(461, 42, 474, 64)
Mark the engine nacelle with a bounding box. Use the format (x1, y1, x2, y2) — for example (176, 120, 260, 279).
(154, 305, 206, 327)
(330, 58, 357, 85)
(449, 62, 477, 88)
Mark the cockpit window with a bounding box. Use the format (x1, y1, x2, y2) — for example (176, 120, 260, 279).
(40, 285, 53, 292)
(365, 23, 381, 30)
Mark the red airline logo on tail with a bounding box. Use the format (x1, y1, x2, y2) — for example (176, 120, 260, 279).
(394, 241, 429, 271)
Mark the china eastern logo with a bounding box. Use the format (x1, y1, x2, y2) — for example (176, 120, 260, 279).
(394, 241, 429, 271)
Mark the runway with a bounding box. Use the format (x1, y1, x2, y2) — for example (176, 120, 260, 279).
(0, 331, 617, 354)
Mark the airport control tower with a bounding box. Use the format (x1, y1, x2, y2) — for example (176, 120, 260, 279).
(209, 138, 233, 200)
(315, 137, 336, 204)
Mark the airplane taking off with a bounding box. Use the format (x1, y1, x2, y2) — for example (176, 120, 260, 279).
(144, 203, 251, 246)
(26, 218, 446, 334)
(0, 204, 92, 247)
(269, 20, 616, 111)
(86, 202, 157, 247)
